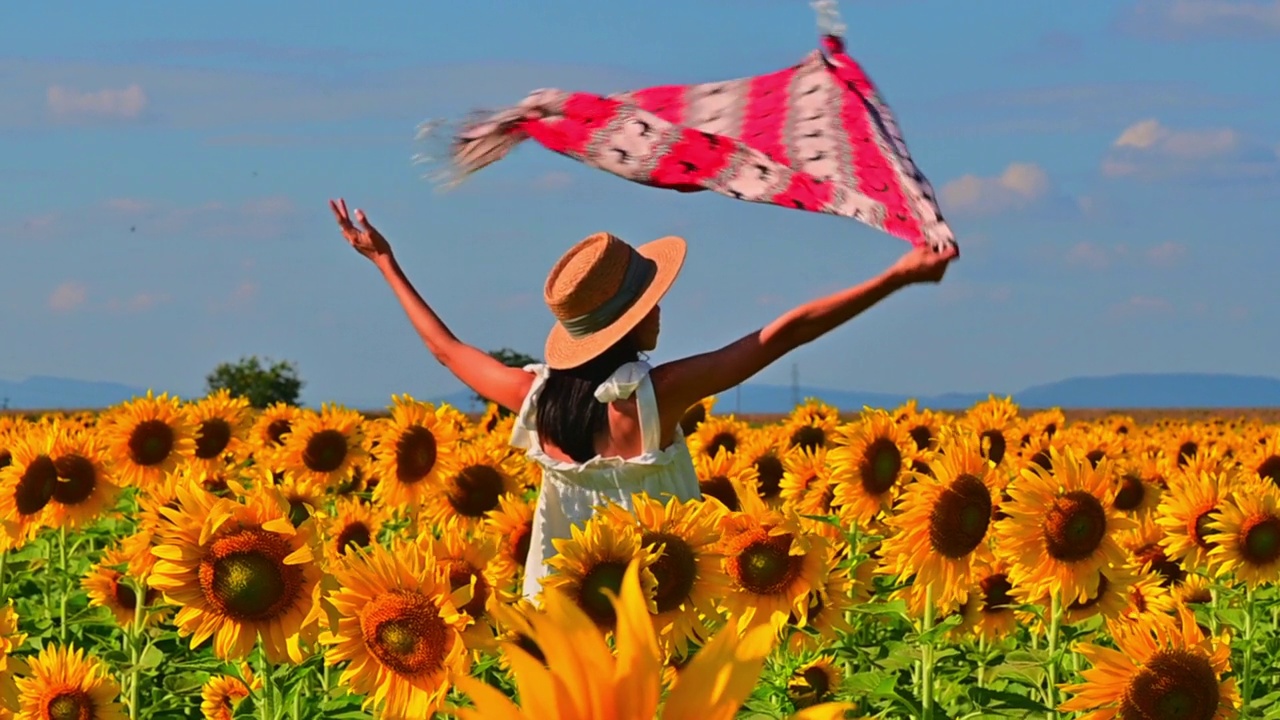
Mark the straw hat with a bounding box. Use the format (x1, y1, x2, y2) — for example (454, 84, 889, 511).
(543, 232, 686, 369)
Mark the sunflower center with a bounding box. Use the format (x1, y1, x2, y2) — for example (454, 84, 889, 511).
(1118, 649, 1220, 720)
(1191, 509, 1218, 550)
(1067, 574, 1110, 612)
(514, 633, 547, 664)
(394, 426, 438, 482)
(128, 419, 175, 466)
(1085, 449, 1105, 468)
(643, 531, 699, 615)
(1257, 455, 1280, 485)
(45, 691, 92, 720)
(1113, 475, 1146, 512)
(336, 521, 372, 555)
(447, 564, 490, 620)
(112, 575, 140, 611)
(195, 418, 233, 459)
(679, 403, 707, 437)
(1029, 450, 1053, 472)
(49, 454, 97, 506)
(789, 425, 826, 452)
(1240, 514, 1280, 565)
(511, 523, 532, 566)
(198, 528, 303, 622)
(1042, 490, 1107, 562)
(801, 666, 832, 699)
(576, 560, 629, 627)
(1134, 543, 1186, 587)
(700, 476, 740, 511)
(447, 465, 507, 518)
(729, 533, 802, 596)
(753, 455, 785, 500)
(14, 454, 57, 516)
(928, 473, 993, 559)
(0, 448, 11, 470)
(266, 419, 292, 446)
(980, 430, 1007, 465)
(909, 425, 933, 451)
(1177, 441, 1198, 468)
(859, 438, 902, 495)
(980, 573, 1014, 613)
(705, 432, 737, 457)
(287, 498, 312, 527)
(362, 590, 450, 676)
(303, 429, 348, 473)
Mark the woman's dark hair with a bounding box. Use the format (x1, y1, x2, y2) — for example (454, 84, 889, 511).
(535, 334, 642, 463)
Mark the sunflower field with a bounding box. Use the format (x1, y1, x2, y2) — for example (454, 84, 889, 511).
(1, 390, 1278, 719)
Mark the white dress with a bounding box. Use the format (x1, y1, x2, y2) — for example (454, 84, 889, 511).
(510, 361, 702, 601)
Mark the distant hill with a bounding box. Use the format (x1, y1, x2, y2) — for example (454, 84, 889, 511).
(4, 372, 1280, 413)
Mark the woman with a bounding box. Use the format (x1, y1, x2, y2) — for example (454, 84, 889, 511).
(328, 198, 957, 599)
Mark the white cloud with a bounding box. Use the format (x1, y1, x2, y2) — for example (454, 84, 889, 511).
(1059, 241, 1188, 271)
(1108, 294, 1173, 321)
(107, 292, 170, 314)
(940, 163, 1051, 217)
(1122, 0, 1280, 39)
(1065, 242, 1115, 271)
(1145, 241, 1188, 267)
(47, 83, 147, 121)
(1103, 119, 1280, 182)
(48, 282, 87, 313)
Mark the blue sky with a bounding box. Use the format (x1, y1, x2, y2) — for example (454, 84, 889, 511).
(2, 0, 1277, 409)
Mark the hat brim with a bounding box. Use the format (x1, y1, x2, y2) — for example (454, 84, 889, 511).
(544, 235, 686, 370)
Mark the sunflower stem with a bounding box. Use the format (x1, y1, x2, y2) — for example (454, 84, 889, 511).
(58, 525, 68, 643)
(921, 583, 936, 717)
(128, 577, 146, 720)
(976, 635, 987, 689)
(0, 549, 7, 599)
(1044, 593, 1061, 719)
(259, 652, 274, 720)
(1243, 585, 1256, 714)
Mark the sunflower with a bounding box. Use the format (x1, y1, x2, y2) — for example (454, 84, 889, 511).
(271, 472, 328, 528)
(781, 399, 840, 453)
(1124, 523, 1188, 588)
(98, 391, 195, 488)
(1062, 566, 1136, 625)
(14, 645, 126, 720)
(1168, 424, 1208, 470)
(199, 665, 257, 720)
(1238, 427, 1280, 487)
(82, 548, 163, 628)
(786, 551, 856, 653)
(320, 496, 386, 563)
(147, 482, 323, 663)
(962, 395, 1020, 468)
(248, 402, 300, 471)
(1177, 574, 1214, 606)
(422, 436, 521, 532)
(1059, 605, 1238, 719)
(481, 493, 535, 585)
(1155, 468, 1238, 574)
(778, 447, 836, 518)
(427, 531, 509, 650)
(1017, 408, 1066, 450)
(1070, 425, 1126, 469)
(1113, 452, 1165, 520)
(0, 425, 57, 548)
(737, 429, 788, 506)
(957, 559, 1021, 643)
(185, 390, 253, 474)
(279, 404, 366, 489)
(787, 657, 843, 709)
(829, 410, 916, 526)
(319, 537, 471, 720)
(0, 603, 26, 717)
(877, 436, 999, 607)
(600, 493, 729, 658)
(454, 560, 854, 720)
(688, 415, 750, 459)
(678, 396, 717, 438)
(1205, 481, 1280, 588)
(542, 518, 659, 629)
(692, 447, 755, 513)
(365, 395, 460, 510)
(893, 399, 945, 454)
(992, 447, 1134, 605)
(46, 427, 118, 529)
(718, 505, 828, 628)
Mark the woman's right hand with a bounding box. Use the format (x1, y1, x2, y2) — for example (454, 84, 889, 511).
(886, 244, 958, 286)
(330, 198, 393, 265)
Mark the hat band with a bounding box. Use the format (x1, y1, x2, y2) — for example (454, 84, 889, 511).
(559, 251, 657, 339)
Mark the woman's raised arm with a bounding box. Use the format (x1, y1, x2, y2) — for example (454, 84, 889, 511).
(330, 199, 533, 413)
(650, 244, 957, 433)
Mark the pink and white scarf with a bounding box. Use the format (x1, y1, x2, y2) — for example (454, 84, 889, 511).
(427, 31, 956, 252)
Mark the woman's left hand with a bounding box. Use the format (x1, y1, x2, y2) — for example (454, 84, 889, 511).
(329, 198, 393, 264)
